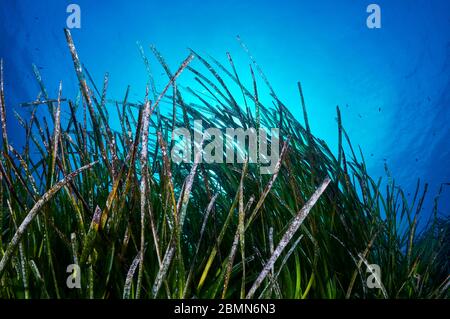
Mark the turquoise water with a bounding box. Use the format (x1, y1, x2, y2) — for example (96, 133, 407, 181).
(1, 0, 449, 223)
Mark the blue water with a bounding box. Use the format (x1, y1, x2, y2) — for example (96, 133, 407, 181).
(1, 0, 449, 224)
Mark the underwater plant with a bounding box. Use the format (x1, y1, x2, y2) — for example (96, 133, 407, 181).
(0, 29, 448, 299)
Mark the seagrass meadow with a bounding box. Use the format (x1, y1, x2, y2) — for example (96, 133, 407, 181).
(0, 29, 448, 299)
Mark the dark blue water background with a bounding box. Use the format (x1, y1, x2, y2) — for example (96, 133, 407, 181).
(1, 0, 449, 228)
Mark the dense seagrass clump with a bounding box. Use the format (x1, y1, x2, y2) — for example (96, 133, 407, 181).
(0, 30, 448, 299)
